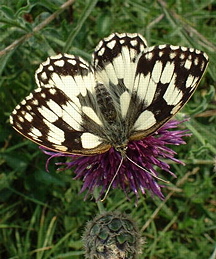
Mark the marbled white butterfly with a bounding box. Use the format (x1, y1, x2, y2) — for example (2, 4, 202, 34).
(10, 33, 208, 156)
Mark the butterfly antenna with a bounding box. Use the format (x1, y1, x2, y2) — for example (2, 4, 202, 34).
(126, 155, 170, 184)
(101, 156, 124, 202)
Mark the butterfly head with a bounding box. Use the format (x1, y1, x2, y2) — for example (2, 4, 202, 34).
(114, 144, 128, 158)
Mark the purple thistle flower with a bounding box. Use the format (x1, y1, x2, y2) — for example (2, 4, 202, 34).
(41, 120, 191, 200)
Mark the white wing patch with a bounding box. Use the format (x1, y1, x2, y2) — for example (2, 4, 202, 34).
(151, 61, 163, 83)
(135, 73, 150, 100)
(163, 76, 183, 105)
(134, 110, 156, 131)
(82, 107, 103, 126)
(25, 113, 33, 122)
(46, 123, 65, 144)
(30, 127, 42, 137)
(186, 75, 196, 88)
(81, 133, 103, 149)
(38, 105, 58, 123)
(120, 91, 131, 118)
(160, 61, 175, 84)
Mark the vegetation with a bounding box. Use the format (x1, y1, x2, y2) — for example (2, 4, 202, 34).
(0, 0, 215, 258)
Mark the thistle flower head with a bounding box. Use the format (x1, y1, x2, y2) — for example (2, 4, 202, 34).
(41, 120, 190, 200)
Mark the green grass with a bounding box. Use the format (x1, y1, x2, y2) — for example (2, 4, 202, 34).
(0, 0, 216, 258)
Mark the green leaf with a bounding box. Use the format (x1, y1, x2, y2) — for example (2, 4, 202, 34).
(96, 12, 112, 37)
(0, 5, 15, 20)
(1, 152, 28, 172)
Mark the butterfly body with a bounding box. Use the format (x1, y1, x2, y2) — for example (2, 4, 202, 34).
(10, 33, 208, 156)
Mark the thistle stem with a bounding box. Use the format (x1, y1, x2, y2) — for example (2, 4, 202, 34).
(93, 188, 106, 213)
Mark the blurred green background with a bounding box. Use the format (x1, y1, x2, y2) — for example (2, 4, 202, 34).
(0, 0, 215, 258)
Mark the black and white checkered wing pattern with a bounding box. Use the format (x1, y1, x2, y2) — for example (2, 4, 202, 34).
(10, 33, 208, 155)
(93, 33, 147, 90)
(10, 54, 110, 155)
(129, 45, 209, 139)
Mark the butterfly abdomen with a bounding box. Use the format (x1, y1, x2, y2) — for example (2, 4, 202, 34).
(95, 83, 117, 124)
